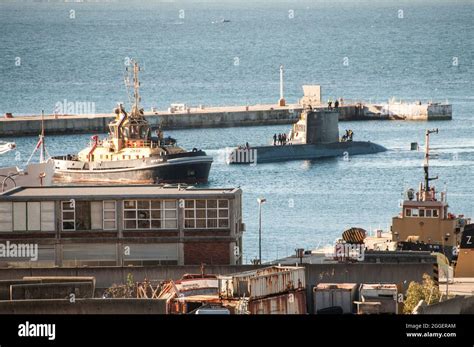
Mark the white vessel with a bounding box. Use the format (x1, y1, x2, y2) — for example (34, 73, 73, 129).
(0, 141, 15, 155)
(0, 113, 54, 192)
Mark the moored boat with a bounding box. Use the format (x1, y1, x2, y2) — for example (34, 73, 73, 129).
(0, 141, 15, 155)
(390, 129, 472, 269)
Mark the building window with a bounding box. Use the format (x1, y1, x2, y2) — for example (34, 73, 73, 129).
(103, 200, 116, 230)
(61, 201, 75, 231)
(433, 209, 439, 218)
(419, 209, 425, 217)
(184, 199, 229, 229)
(0, 202, 13, 232)
(61, 200, 91, 231)
(123, 200, 177, 230)
(426, 209, 432, 217)
(405, 208, 411, 217)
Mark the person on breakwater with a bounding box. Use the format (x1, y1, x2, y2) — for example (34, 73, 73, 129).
(328, 99, 332, 110)
(334, 99, 339, 110)
(273, 133, 277, 146)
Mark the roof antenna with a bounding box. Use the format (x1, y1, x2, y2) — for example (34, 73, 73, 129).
(423, 128, 438, 193)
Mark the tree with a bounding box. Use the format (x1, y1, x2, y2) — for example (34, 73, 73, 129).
(103, 273, 136, 298)
(403, 273, 441, 314)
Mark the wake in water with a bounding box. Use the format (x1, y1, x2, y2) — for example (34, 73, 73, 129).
(205, 147, 235, 165)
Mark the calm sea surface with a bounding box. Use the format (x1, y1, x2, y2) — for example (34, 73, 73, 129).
(0, 1, 473, 262)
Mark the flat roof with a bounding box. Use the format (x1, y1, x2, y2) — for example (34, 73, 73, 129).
(0, 185, 240, 200)
(403, 200, 446, 207)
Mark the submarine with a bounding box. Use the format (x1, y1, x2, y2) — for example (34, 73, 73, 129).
(228, 107, 386, 164)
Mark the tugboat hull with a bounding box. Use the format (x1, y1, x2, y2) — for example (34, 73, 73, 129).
(53, 156, 213, 184)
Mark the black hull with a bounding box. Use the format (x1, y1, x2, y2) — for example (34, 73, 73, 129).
(155, 161, 212, 184)
(54, 160, 212, 184)
(398, 241, 456, 263)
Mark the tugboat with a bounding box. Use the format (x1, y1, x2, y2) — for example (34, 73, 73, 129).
(52, 61, 213, 184)
(391, 129, 471, 267)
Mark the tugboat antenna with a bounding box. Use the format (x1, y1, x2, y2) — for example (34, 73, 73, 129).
(123, 60, 141, 115)
(132, 60, 141, 117)
(424, 128, 438, 191)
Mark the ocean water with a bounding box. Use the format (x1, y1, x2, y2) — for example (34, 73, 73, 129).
(0, 0, 473, 263)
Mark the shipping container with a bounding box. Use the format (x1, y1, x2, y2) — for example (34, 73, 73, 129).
(313, 283, 357, 314)
(248, 290, 307, 314)
(218, 266, 306, 300)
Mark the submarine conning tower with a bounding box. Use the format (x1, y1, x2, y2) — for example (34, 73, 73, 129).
(290, 108, 339, 144)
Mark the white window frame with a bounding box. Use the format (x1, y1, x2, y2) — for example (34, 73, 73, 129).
(184, 199, 230, 229)
(103, 200, 117, 230)
(61, 201, 75, 231)
(123, 199, 177, 230)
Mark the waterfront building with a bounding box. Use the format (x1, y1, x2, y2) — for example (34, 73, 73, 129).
(0, 185, 243, 267)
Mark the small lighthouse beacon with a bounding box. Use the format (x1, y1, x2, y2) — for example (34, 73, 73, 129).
(278, 64, 286, 106)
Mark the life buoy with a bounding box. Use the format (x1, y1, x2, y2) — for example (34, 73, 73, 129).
(192, 148, 198, 152)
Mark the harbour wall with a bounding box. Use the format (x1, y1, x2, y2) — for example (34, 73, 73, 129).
(0, 105, 302, 137)
(0, 298, 167, 314)
(383, 102, 453, 120)
(0, 262, 431, 292)
(0, 262, 433, 314)
(0, 102, 452, 137)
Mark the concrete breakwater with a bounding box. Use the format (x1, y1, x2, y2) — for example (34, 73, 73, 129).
(0, 104, 302, 137)
(0, 102, 452, 137)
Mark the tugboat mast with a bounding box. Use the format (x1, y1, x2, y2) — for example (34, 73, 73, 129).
(40, 110, 45, 163)
(423, 128, 438, 196)
(131, 60, 141, 117)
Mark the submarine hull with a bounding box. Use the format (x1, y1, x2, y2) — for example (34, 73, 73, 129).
(229, 141, 386, 164)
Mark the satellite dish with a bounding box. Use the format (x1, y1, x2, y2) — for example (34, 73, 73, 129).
(407, 188, 415, 201)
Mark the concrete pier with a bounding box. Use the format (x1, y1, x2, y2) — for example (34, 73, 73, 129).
(0, 101, 452, 137)
(0, 104, 302, 137)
